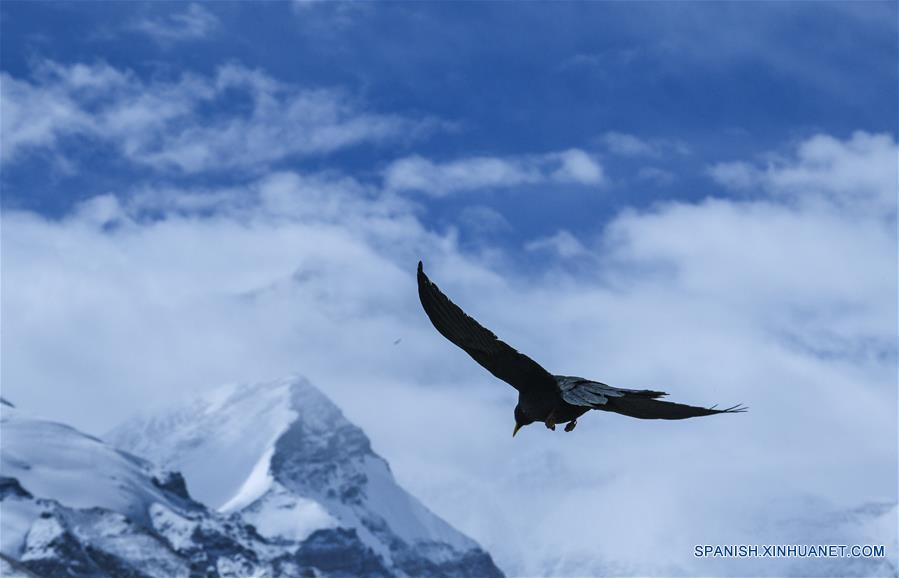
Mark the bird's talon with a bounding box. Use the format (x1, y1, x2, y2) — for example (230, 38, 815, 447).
(545, 420, 556, 431)
(564, 420, 577, 432)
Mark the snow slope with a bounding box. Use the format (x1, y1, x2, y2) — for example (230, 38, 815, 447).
(108, 380, 298, 509)
(0, 399, 412, 577)
(1, 401, 186, 526)
(0, 402, 268, 576)
(109, 376, 504, 578)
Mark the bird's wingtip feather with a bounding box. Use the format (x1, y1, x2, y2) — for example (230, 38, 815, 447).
(709, 402, 747, 414)
(722, 403, 748, 413)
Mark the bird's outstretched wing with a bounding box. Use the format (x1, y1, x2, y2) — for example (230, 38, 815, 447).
(417, 261, 558, 396)
(600, 397, 747, 420)
(556, 375, 745, 420)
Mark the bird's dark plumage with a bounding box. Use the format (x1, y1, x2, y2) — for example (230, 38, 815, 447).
(417, 261, 559, 399)
(416, 261, 746, 435)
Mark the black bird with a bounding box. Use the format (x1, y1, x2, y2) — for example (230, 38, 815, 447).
(417, 262, 746, 437)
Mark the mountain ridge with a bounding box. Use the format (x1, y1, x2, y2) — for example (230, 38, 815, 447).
(108, 375, 503, 578)
(1, 378, 504, 578)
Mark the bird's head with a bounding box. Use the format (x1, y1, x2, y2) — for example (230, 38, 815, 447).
(512, 405, 534, 438)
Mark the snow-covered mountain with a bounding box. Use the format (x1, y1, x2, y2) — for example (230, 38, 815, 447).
(0, 380, 504, 578)
(2, 381, 894, 578)
(107, 376, 503, 578)
(0, 398, 281, 577)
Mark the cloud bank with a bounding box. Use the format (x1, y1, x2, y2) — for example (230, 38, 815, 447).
(3, 122, 895, 575)
(1, 61, 436, 172)
(709, 131, 896, 216)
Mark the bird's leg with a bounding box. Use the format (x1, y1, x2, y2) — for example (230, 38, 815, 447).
(564, 419, 577, 432)
(544, 414, 556, 431)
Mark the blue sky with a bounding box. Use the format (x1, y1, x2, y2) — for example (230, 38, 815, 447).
(3, 2, 896, 237)
(1, 3, 897, 576)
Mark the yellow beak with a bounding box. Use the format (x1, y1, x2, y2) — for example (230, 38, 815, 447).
(512, 423, 522, 438)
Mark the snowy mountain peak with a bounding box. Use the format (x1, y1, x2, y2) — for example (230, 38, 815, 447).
(2, 384, 501, 578)
(108, 376, 504, 578)
(109, 377, 301, 509)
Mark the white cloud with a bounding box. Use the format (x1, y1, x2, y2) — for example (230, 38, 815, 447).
(551, 148, 604, 183)
(289, 0, 370, 30)
(706, 160, 758, 189)
(636, 165, 676, 186)
(601, 131, 656, 156)
(133, 4, 220, 43)
(457, 205, 512, 235)
(600, 131, 690, 157)
(524, 230, 588, 258)
(384, 148, 603, 196)
(2, 122, 895, 577)
(0, 62, 128, 165)
(384, 155, 539, 195)
(708, 131, 897, 215)
(0, 61, 437, 172)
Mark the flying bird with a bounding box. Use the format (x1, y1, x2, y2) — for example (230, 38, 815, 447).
(417, 261, 746, 437)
